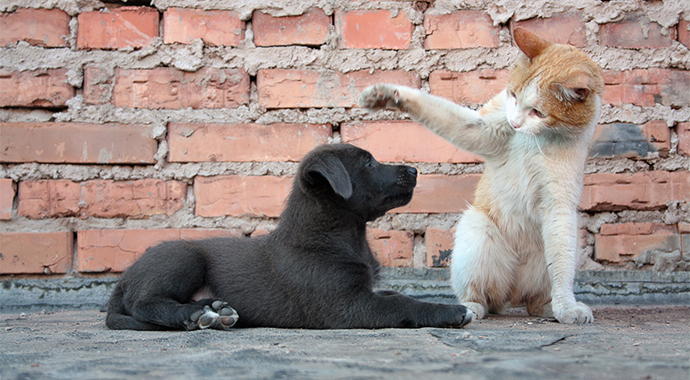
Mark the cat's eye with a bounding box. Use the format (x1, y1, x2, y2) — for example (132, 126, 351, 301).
(507, 91, 516, 98)
(530, 108, 546, 118)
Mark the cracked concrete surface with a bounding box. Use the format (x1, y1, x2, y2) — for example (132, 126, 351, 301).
(1, 306, 688, 379)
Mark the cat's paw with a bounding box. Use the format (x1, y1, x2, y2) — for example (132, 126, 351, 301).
(553, 301, 593, 324)
(359, 84, 403, 111)
(187, 301, 239, 330)
(461, 302, 486, 321)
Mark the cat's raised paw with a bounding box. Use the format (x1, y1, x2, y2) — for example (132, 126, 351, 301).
(359, 84, 402, 111)
(554, 302, 593, 324)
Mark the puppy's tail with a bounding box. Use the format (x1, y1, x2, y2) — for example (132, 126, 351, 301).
(105, 285, 164, 331)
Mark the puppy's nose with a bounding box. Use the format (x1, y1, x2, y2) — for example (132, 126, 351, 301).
(407, 167, 417, 177)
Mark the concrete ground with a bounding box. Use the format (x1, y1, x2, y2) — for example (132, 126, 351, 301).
(1, 305, 688, 380)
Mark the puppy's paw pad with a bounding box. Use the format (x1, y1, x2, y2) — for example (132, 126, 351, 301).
(555, 302, 593, 324)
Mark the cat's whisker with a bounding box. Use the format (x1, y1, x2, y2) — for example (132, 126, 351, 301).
(533, 135, 565, 164)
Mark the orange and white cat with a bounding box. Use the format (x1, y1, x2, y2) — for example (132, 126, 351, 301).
(360, 28, 604, 324)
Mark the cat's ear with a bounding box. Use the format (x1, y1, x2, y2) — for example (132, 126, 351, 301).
(513, 27, 552, 60)
(553, 73, 592, 103)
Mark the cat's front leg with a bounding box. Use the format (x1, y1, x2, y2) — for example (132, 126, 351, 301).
(543, 208, 594, 324)
(359, 83, 413, 112)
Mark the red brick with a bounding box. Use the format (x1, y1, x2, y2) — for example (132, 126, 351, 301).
(599, 13, 676, 48)
(425, 228, 454, 267)
(77, 7, 159, 49)
(163, 8, 244, 47)
(341, 121, 481, 163)
(0, 68, 74, 108)
(257, 69, 420, 108)
(429, 69, 509, 105)
(0, 122, 156, 164)
(512, 11, 586, 47)
(678, 122, 690, 157)
(602, 69, 690, 108)
(590, 121, 670, 158)
(679, 20, 690, 48)
(110, 67, 249, 109)
(423, 11, 499, 49)
(168, 123, 331, 163)
(194, 175, 292, 217)
(0, 179, 15, 220)
(254, 8, 329, 47)
(0, 8, 70, 47)
(580, 171, 690, 211)
(18, 179, 187, 219)
(77, 228, 242, 272)
(0, 231, 72, 274)
(394, 174, 480, 214)
(594, 223, 680, 263)
(335, 10, 412, 49)
(367, 229, 413, 267)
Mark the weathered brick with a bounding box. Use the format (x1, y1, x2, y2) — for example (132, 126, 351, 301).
(679, 20, 690, 48)
(429, 69, 509, 105)
(512, 11, 586, 47)
(111, 67, 249, 109)
(681, 223, 690, 255)
(0, 68, 74, 108)
(423, 11, 499, 49)
(0, 179, 15, 220)
(194, 175, 292, 217)
(589, 121, 670, 158)
(678, 122, 690, 157)
(580, 171, 690, 211)
(163, 8, 244, 47)
(77, 7, 159, 49)
(77, 228, 242, 273)
(83, 66, 111, 105)
(18, 179, 187, 219)
(254, 8, 329, 47)
(0, 122, 156, 164)
(257, 69, 420, 108)
(594, 223, 680, 263)
(168, 123, 331, 163)
(0, 8, 70, 47)
(394, 174, 480, 214)
(341, 121, 481, 163)
(335, 10, 412, 49)
(425, 228, 454, 267)
(0, 231, 72, 274)
(602, 69, 690, 108)
(367, 229, 413, 267)
(599, 13, 676, 48)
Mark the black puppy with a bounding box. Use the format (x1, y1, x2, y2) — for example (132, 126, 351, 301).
(106, 144, 473, 330)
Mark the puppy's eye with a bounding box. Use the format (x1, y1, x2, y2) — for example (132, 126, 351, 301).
(365, 158, 374, 167)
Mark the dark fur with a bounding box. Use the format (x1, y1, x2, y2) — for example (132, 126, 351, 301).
(106, 144, 472, 330)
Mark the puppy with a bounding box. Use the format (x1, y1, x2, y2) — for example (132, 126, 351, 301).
(106, 144, 473, 330)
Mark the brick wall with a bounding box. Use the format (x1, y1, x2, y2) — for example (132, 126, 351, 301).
(1, 1, 689, 278)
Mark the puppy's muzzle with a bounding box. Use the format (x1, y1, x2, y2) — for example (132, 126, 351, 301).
(397, 166, 417, 188)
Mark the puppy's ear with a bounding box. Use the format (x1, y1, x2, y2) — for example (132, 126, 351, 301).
(303, 154, 353, 199)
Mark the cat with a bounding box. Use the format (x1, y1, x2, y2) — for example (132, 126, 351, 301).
(359, 27, 604, 324)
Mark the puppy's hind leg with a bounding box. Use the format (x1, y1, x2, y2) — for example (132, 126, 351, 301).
(187, 300, 239, 330)
(451, 207, 517, 320)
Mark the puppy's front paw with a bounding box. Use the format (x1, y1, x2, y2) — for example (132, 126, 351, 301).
(187, 301, 239, 330)
(461, 302, 486, 321)
(554, 302, 593, 324)
(359, 84, 403, 111)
